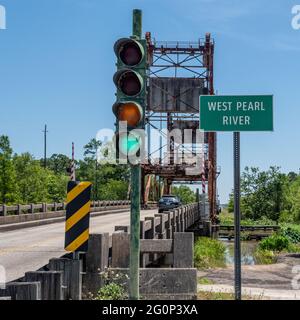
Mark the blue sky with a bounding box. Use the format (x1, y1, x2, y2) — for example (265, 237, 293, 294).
(0, 0, 299, 203)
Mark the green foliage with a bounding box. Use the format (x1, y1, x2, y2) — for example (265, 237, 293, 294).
(197, 291, 261, 300)
(94, 269, 128, 300)
(194, 237, 226, 269)
(172, 185, 196, 204)
(282, 175, 300, 223)
(220, 211, 276, 226)
(198, 277, 215, 285)
(13, 153, 67, 204)
(95, 283, 126, 300)
(279, 224, 300, 244)
(227, 166, 300, 224)
(79, 139, 130, 201)
(253, 248, 277, 264)
(238, 166, 287, 221)
(99, 179, 128, 200)
(254, 224, 300, 264)
(46, 154, 71, 175)
(0, 135, 130, 205)
(240, 231, 251, 241)
(258, 234, 290, 251)
(0, 136, 18, 204)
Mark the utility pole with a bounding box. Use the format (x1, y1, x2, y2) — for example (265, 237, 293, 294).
(43, 125, 48, 169)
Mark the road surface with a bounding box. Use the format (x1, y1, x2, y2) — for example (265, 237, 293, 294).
(0, 209, 157, 282)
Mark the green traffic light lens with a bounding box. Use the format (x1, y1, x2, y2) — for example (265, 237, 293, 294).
(119, 133, 141, 156)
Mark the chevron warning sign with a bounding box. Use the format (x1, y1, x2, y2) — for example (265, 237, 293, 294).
(64, 181, 92, 252)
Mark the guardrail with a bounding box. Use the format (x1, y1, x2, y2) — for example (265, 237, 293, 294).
(220, 225, 280, 231)
(218, 224, 280, 240)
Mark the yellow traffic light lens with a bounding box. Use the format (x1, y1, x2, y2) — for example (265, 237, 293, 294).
(119, 41, 143, 66)
(118, 71, 142, 96)
(119, 103, 142, 127)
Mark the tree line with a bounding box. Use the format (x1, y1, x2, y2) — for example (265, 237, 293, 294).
(228, 166, 300, 223)
(0, 135, 129, 204)
(0, 135, 196, 205)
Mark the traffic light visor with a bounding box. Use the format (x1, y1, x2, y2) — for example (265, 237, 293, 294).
(114, 38, 144, 66)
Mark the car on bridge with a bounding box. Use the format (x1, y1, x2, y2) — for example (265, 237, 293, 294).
(158, 195, 181, 213)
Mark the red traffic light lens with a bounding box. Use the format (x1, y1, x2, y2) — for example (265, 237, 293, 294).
(118, 102, 142, 127)
(120, 41, 143, 66)
(118, 70, 142, 96)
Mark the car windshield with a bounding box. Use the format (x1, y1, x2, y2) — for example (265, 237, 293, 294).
(161, 196, 177, 201)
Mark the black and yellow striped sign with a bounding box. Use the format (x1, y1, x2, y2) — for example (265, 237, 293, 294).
(64, 181, 92, 252)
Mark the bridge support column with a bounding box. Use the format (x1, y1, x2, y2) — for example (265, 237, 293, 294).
(49, 258, 82, 300)
(0, 282, 41, 300)
(203, 220, 212, 237)
(25, 271, 63, 300)
(173, 232, 194, 268)
(82, 233, 109, 296)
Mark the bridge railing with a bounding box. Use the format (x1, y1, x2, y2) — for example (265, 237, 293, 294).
(0, 200, 162, 217)
(0, 200, 132, 216)
(0, 202, 201, 300)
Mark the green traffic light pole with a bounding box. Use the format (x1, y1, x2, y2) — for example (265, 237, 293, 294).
(129, 8, 142, 301)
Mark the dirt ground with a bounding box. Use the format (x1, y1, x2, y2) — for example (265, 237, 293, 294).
(198, 253, 300, 290)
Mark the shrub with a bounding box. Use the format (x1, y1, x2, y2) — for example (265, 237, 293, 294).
(94, 270, 128, 300)
(279, 224, 300, 244)
(95, 283, 126, 300)
(258, 234, 290, 252)
(194, 237, 226, 269)
(254, 248, 277, 264)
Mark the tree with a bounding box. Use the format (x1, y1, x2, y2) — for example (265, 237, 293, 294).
(84, 139, 102, 200)
(46, 154, 71, 175)
(228, 166, 289, 221)
(99, 179, 128, 200)
(13, 153, 68, 203)
(172, 185, 196, 204)
(0, 136, 18, 204)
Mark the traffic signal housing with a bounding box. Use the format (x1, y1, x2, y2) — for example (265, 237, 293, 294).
(113, 37, 147, 161)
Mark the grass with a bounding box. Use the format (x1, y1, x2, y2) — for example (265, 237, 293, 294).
(253, 248, 277, 264)
(197, 291, 261, 300)
(194, 237, 226, 269)
(198, 277, 215, 285)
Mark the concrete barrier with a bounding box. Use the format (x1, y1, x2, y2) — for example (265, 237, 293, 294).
(0, 282, 41, 300)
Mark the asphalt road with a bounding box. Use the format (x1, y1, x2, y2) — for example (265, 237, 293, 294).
(0, 209, 158, 282)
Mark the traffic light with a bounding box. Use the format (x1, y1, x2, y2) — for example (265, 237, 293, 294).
(112, 37, 147, 162)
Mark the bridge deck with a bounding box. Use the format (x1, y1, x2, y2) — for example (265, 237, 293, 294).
(0, 209, 158, 282)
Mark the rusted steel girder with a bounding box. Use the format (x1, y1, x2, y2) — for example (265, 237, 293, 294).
(205, 33, 217, 222)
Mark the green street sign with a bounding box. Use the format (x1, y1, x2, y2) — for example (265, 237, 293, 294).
(199, 95, 273, 131)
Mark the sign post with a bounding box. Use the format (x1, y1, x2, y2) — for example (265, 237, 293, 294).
(200, 94, 273, 300)
(233, 131, 241, 300)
